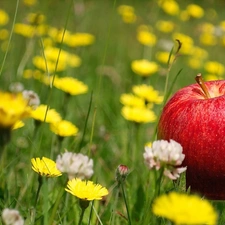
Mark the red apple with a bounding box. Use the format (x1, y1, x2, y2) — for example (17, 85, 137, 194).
(157, 74, 225, 200)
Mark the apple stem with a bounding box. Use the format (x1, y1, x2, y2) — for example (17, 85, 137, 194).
(195, 73, 211, 99)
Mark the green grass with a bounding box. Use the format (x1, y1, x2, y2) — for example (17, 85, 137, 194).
(1, 0, 225, 224)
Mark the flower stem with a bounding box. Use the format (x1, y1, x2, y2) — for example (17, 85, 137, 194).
(34, 175, 43, 207)
(121, 182, 132, 225)
(155, 169, 164, 197)
(78, 207, 86, 225)
(78, 199, 90, 225)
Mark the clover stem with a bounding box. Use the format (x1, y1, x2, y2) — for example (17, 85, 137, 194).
(195, 73, 211, 99)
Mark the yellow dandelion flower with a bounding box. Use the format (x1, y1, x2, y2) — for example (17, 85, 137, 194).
(12, 120, 25, 130)
(120, 94, 145, 108)
(199, 33, 217, 46)
(14, 23, 47, 38)
(179, 10, 190, 21)
(188, 58, 203, 69)
(131, 59, 158, 77)
(121, 106, 156, 123)
(156, 20, 175, 33)
(155, 51, 175, 64)
(137, 30, 156, 46)
(117, 5, 136, 23)
(67, 54, 83, 68)
(152, 192, 218, 225)
(33, 47, 81, 73)
(0, 29, 9, 40)
(26, 13, 45, 25)
(40, 75, 60, 86)
(0, 92, 30, 128)
(117, 5, 134, 15)
(65, 178, 109, 201)
(132, 84, 163, 104)
(191, 46, 208, 59)
(221, 36, 225, 47)
(23, 69, 43, 80)
(50, 120, 79, 137)
(186, 4, 204, 19)
(14, 23, 35, 38)
(54, 77, 88, 95)
(219, 20, 225, 32)
(32, 56, 67, 73)
(31, 104, 61, 123)
(0, 9, 9, 26)
(31, 157, 62, 177)
(200, 22, 215, 33)
(204, 61, 224, 75)
(158, 0, 180, 16)
(172, 33, 194, 55)
(23, 0, 37, 6)
(204, 74, 223, 81)
(65, 33, 95, 47)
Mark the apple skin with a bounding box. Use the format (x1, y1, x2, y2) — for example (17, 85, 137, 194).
(157, 80, 225, 200)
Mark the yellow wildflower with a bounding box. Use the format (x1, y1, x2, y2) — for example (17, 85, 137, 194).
(158, 0, 180, 16)
(54, 77, 88, 95)
(188, 58, 203, 69)
(0, 9, 9, 26)
(0, 92, 30, 128)
(152, 192, 218, 225)
(179, 10, 190, 21)
(117, 5, 136, 23)
(156, 20, 175, 33)
(50, 120, 79, 137)
(120, 94, 145, 108)
(186, 4, 204, 18)
(204, 61, 224, 76)
(155, 51, 174, 64)
(219, 20, 225, 32)
(131, 59, 158, 77)
(121, 106, 156, 123)
(33, 47, 81, 73)
(23, 69, 43, 80)
(172, 33, 194, 55)
(191, 46, 208, 59)
(65, 178, 108, 201)
(26, 13, 45, 25)
(200, 22, 215, 33)
(137, 30, 156, 46)
(23, 0, 37, 6)
(199, 33, 217, 46)
(14, 23, 47, 38)
(31, 157, 62, 177)
(0, 29, 9, 40)
(31, 104, 61, 123)
(12, 120, 25, 130)
(205, 74, 223, 81)
(65, 33, 95, 47)
(132, 84, 163, 104)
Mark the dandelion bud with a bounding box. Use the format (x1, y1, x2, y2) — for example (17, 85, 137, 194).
(116, 164, 129, 183)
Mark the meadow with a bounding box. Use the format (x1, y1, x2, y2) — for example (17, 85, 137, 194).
(0, 0, 225, 224)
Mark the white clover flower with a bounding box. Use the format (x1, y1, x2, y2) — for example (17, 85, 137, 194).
(2, 208, 24, 225)
(56, 151, 94, 180)
(22, 90, 40, 109)
(143, 139, 186, 180)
